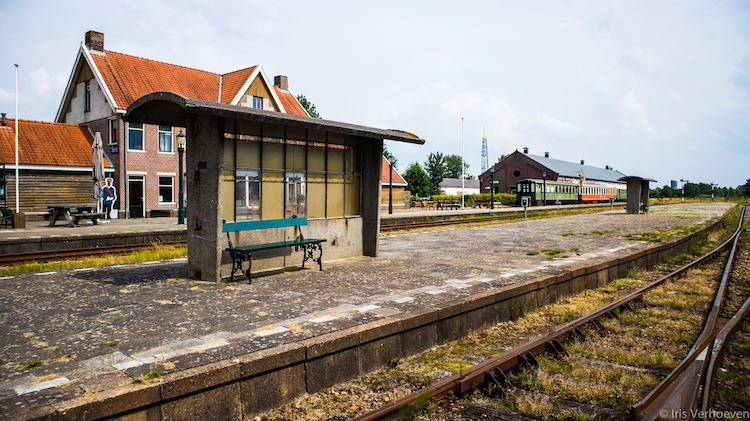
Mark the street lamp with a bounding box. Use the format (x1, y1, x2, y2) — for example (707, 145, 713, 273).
(388, 160, 393, 215)
(177, 130, 186, 225)
(490, 167, 495, 210)
(680, 178, 688, 203)
(542, 171, 547, 206)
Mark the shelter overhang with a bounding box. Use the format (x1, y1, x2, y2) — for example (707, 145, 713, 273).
(125, 91, 425, 145)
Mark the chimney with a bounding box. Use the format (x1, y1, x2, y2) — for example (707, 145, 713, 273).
(580, 159, 585, 165)
(544, 151, 549, 158)
(85, 31, 104, 52)
(605, 165, 611, 170)
(1, 113, 5, 127)
(274, 75, 288, 91)
(523, 147, 529, 154)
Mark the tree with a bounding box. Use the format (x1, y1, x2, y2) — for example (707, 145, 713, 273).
(383, 144, 398, 170)
(424, 152, 447, 196)
(444, 154, 470, 179)
(295, 95, 320, 118)
(403, 162, 430, 197)
(497, 154, 509, 162)
(745, 178, 750, 197)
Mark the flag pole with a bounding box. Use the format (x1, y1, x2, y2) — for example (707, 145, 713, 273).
(14, 64, 19, 213)
(461, 117, 464, 209)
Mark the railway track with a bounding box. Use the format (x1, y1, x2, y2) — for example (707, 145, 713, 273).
(380, 204, 626, 232)
(0, 241, 187, 265)
(350, 205, 749, 421)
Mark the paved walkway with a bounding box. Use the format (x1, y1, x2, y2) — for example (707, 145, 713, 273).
(0, 203, 732, 418)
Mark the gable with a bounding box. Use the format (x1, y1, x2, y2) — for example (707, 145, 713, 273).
(236, 75, 279, 111)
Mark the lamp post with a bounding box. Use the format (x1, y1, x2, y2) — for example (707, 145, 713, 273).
(490, 168, 495, 209)
(542, 171, 546, 206)
(710, 182, 718, 202)
(177, 130, 186, 225)
(388, 160, 393, 214)
(680, 178, 688, 203)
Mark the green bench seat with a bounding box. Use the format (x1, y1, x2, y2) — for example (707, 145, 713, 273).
(223, 218, 326, 284)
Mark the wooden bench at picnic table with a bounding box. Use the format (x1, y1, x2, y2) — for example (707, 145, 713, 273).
(43, 203, 105, 227)
(223, 217, 326, 284)
(437, 200, 461, 210)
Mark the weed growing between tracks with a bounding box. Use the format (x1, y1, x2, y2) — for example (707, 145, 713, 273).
(0, 244, 187, 276)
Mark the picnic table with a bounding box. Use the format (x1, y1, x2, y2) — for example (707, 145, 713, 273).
(43, 203, 104, 227)
(437, 200, 461, 210)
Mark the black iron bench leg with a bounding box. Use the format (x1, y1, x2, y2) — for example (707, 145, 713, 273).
(301, 243, 324, 271)
(229, 251, 253, 284)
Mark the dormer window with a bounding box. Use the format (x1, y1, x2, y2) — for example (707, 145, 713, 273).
(84, 80, 91, 112)
(252, 96, 263, 109)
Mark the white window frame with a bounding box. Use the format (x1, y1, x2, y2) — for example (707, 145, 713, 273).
(158, 125, 174, 154)
(157, 173, 175, 204)
(108, 118, 118, 145)
(127, 122, 145, 152)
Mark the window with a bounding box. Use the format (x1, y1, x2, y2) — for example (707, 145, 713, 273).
(128, 122, 144, 150)
(84, 80, 91, 112)
(109, 119, 117, 144)
(235, 170, 261, 220)
(285, 172, 306, 218)
(252, 96, 263, 109)
(158, 176, 174, 203)
(158, 125, 173, 152)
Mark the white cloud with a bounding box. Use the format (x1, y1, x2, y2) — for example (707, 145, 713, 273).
(0, 88, 13, 103)
(29, 68, 52, 94)
(531, 114, 578, 136)
(620, 90, 654, 132)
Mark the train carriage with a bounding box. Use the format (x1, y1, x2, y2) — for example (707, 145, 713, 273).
(516, 179, 626, 206)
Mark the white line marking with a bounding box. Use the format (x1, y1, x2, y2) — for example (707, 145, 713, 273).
(192, 340, 229, 352)
(392, 296, 415, 303)
(0, 276, 15, 280)
(425, 289, 446, 295)
(114, 360, 147, 370)
(354, 305, 380, 312)
(254, 326, 289, 337)
(36, 272, 58, 276)
(74, 268, 97, 272)
(15, 377, 71, 395)
(309, 315, 339, 323)
(475, 278, 495, 283)
(141, 261, 161, 265)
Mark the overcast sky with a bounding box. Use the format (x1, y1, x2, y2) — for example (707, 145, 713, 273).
(1, 1, 748, 188)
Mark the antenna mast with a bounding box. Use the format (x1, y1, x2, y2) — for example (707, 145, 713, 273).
(481, 126, 489, 173)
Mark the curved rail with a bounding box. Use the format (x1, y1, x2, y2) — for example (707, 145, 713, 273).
(352, 206, 746, 421)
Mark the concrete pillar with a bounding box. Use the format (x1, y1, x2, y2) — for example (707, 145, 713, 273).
(361, 138, 383, 257)
(186, 113, 225, 281)
(625, 179, 641, 214)
(640, 180, 650, 213)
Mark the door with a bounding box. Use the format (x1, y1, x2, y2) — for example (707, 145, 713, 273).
(129, 176, 144, 218)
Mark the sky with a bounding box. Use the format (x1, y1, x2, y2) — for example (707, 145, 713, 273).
(1, 0, 748, 188)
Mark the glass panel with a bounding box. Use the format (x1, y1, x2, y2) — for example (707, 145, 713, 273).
(237, 139, 260, 168)
(236, 120, 261, 136)
(158, 131, 172, 152)
(328, 147, 344, 172)
(158, 177, 173, 203)
(128, 123, 143, 150)
(261, 171, 284, 219)
(286, 141, 306, 171)
(345, 175, 360, 216)
(345, 141, 360, 173)
(263, 123, 284, 139)
(308, 129, 326, 143)
(286, 126, 306, 141)
(326, 174, 344, 217)
(222, 169, 235, 222)
(223, 138, 235, 167)
(235, 170, 261, 221)
(307, 174, 326, 218)
(308, 143, 326, 172)
(285, 171, 306, 219)
(262, 141, 284, 170)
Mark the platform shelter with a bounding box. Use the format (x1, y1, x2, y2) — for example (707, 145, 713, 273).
(618, 176, 656, 214)
(125, 92, 424, 281)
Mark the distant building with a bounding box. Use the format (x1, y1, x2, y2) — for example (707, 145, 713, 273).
(56, 31, 308, 218)
(0, 117, 114, 214)
(479, 148, 626, 195)
(381, 157, 409, 210)
(671, 180, 678, 189)
(440, 178, 480, 195)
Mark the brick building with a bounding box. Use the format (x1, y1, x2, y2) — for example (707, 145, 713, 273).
(479, 148, 626, 195)
(56, 31, 308, 218)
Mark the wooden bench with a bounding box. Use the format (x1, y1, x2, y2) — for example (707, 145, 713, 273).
(437, 200, 461, 210)
(223, 218, 326, 284)
(43, 204, 104, 227)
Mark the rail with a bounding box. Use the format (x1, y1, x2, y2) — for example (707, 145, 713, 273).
(351, 205, 746, 421)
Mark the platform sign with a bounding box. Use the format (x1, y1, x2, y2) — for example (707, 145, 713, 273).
(109, 144, 119, 154)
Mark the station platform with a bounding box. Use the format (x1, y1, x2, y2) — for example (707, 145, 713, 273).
(0, 202, 621, 255)
(0, 203, 732, 420)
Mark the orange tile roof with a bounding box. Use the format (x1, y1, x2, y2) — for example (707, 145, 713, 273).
(0, 119, 112, 168)
(381, 156, 407, 185)
(221, 66, 256, 104)
(91, 50, 220, 108)
(274, 87, 308, 117)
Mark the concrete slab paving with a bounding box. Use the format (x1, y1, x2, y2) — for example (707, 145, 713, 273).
(0, 203, 733, 417)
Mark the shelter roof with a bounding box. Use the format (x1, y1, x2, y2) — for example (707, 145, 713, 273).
(0, 119, 113, 168)
(125, 92, 425, 145)
(524, 153, 626, 183)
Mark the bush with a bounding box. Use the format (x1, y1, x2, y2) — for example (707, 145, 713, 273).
(431, 193, 515, 206)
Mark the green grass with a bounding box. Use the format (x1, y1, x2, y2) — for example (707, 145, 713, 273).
(22, 359, 44, 370)
(0, 245, 187, 276)
(527, 251, 540, 255)
(133, 367, 164, 384)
